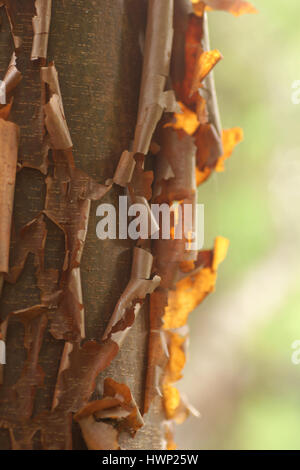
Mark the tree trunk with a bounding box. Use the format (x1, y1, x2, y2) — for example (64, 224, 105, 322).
(0, 0, 164, 450)
(0, 0, 247, 451)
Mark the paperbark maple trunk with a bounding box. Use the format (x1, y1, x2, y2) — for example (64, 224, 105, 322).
(0, 0, 164, 450)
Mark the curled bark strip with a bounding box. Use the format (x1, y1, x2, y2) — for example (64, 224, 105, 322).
(0, 101, 13, 121)
(144, 289, 169, 415)
(162, 328, 200, 424)
(112, 151, 136, 187)
(170, 10, 224, 179)
(201, 13, 222, 135)
(130, 154, 154, 201)
(43, 340, 119, 449)
(75, 415, 119, 451)
(44, 94, 72, 150)
(31, 0, 52, 60)
(194, 121, 223, 171)
(132, 0, 178, 155)
(50, 243, 159, 446)
(41, 63, 72, 150)
(132, 196, 160, 238)
(102, 247, 161, 346)
(0, 119, 20, 274)
(74, 378, 144, 450)
(143, 8, 239, 438)
(154, 126, 196, 204)
(144, 238, 228, 418)
(2, 53, 22, 96)
(190, 48, 222, 96)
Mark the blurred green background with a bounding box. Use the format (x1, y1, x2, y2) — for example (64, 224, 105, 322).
(176, 0, 300, 450)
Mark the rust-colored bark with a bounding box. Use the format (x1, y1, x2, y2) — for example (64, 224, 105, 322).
(0, 0, 252, 450)
(0, 0, 165, 450)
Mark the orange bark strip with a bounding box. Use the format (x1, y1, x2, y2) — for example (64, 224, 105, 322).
(216, 127, 244, 171)
(0, 119, 19, 273)
(195, 127, 243, 183)
(192, 0, 257, 16)
(191, 48, 222, 95)
(167, 101, 199, 136)
(163, 236, 229, 330)
(173, 14, 204, 108)
(194, 122, 223, 171)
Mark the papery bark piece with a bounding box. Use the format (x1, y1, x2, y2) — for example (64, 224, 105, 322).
(195, 127, 243, 183)
(74, 378, 144, 449)
(161, 327, 200, 424)
(173, 13, 204, 108)
(41, 62, 64, 110)
(130, 154, 154, 201)
(163, 384, 198, 423)
(144, 289, 169, 414)
(0, 119, 20, 274)
(132, 0, 178, 154)
(202, 12, 222, 137)
(167, 102, 199, 136)
(3, 53, 22, 95)
(133, 196, 160, 238)
(101, 378, 144, 434)
(153, 238, 188, 290)
(0, 101, 13, 121)
(52, 340, 119, 415)
(113, 151, 136, 187)
(31, 0, 52, 60)
(44, 94, 72, 150)
(190, 48, 222, 95)
(163, 236, 229, 329)
(154, 127, 196, 204)
(102, 247, 161, 346)
(215, 127, 244, 171)
(50, 340, 145, 447)
(164, 331, 186, 384)
(41, 63, 72, 150)
(76, 416, 119, 450)
(194, 122, 223, 171)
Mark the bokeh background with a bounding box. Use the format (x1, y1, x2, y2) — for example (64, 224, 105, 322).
(176, 0, 300, 449)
